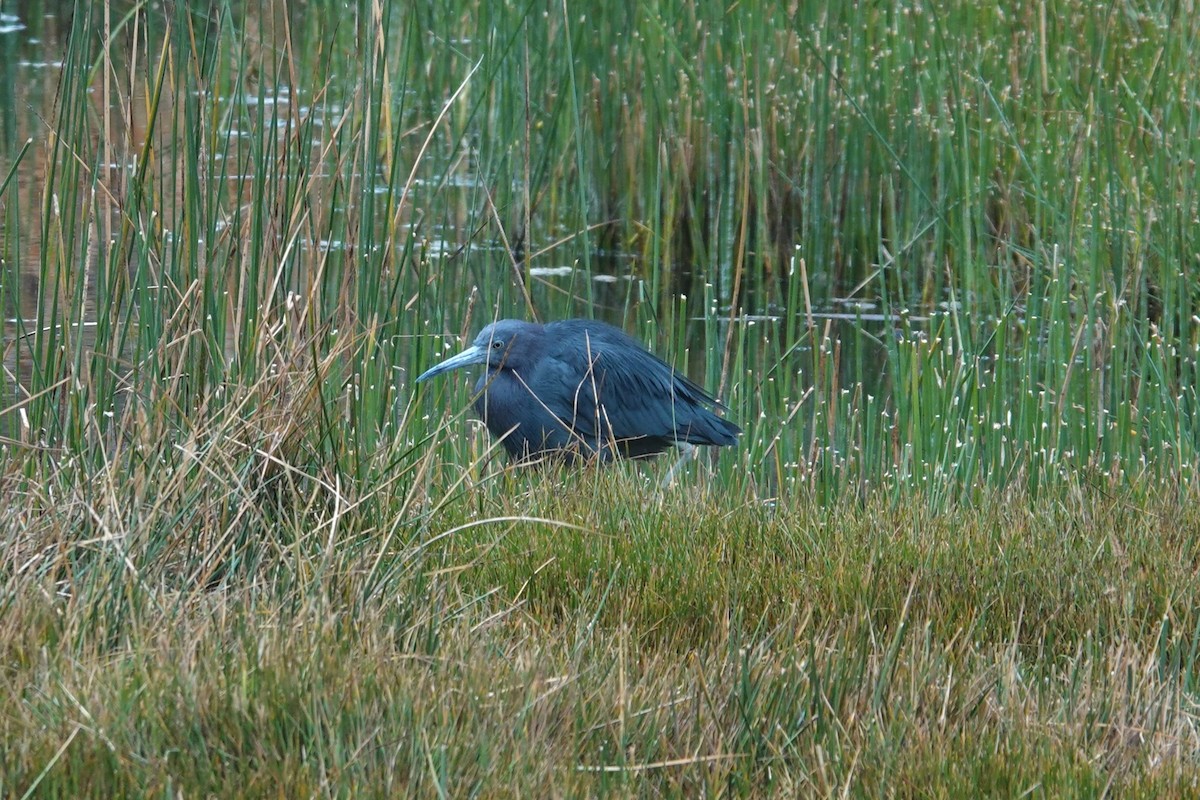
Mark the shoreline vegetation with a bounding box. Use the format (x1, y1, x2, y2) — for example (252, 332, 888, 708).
(2, 1, 1199, 795)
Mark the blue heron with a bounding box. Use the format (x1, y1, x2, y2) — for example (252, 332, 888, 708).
(415, 319, 741, 463)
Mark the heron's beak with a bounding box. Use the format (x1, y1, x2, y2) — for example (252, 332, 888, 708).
(414, 344, 487, 383)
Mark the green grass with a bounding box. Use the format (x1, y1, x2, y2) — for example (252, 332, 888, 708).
(2, 0, 1200, 795)
(3, 475, 1200, 795)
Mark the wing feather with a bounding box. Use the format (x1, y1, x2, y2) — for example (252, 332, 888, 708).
(529, 323, 736, 455)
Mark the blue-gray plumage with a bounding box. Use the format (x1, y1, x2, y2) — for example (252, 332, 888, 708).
(415, 319, 741, 462)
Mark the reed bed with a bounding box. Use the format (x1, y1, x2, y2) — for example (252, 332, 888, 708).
(1, 0, 1199, 794)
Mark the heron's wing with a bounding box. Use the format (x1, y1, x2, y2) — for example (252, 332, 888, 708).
(531, 337, 724, 446)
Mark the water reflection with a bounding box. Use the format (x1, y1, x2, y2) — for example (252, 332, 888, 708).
(0, 12, 25, 35)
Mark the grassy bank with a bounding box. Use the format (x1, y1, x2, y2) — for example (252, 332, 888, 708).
(3, 474, 1199, 796)
(2, 0, 1200, 795)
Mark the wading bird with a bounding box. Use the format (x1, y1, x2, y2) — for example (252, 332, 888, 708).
(415, 319, 740, 463)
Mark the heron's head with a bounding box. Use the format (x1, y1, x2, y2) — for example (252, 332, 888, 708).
(414, 320, 540, 383)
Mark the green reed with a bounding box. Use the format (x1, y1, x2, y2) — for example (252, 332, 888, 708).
(7, 1, 1199, 489)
